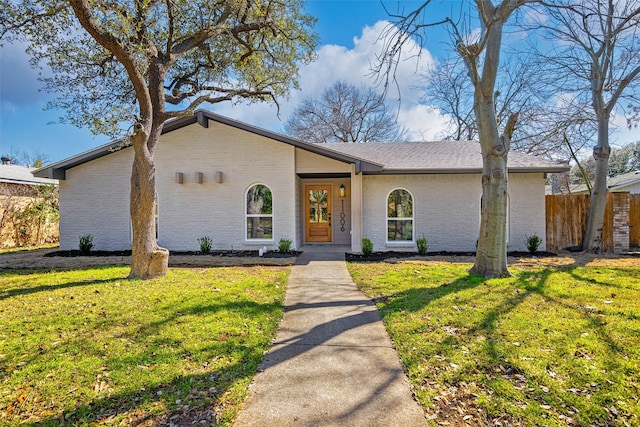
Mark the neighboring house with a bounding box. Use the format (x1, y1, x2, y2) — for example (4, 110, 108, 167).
(570, 170, 640, 194)
(1, 159, 58, 196)
(34, 111, 569, 253)
(1, 159, 59, 248)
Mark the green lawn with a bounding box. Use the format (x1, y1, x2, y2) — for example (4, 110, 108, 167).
(348, 261, 640, 427)
(0, 265, 288, 426)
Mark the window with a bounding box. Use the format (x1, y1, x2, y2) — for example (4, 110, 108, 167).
(246, 184, 273, 240)
(387, 188, 413, 242)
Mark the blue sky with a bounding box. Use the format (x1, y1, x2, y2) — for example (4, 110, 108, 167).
(0, 1, 638, 164)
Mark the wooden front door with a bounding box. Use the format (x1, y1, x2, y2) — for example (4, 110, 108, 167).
(305, 185, 332, 242)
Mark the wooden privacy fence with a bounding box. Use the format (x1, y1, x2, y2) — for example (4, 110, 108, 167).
(545, 193, 638, 252)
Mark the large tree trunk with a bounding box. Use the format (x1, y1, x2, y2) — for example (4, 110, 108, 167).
(582, 114, 610, 253)
(469, 94, 512, 278)
(129, 124, 168, 279)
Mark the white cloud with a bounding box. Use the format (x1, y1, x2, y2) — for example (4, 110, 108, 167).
(611, 110, 640, 146)
(398, 104, 451, 141)
(210, 20, 449, 141)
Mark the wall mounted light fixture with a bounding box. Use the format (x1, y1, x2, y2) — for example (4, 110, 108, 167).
(339, 184, 346, 198)
(175, 172, 184, 184)
(195, 172, 204, 184)
(215, 171, 224, 183)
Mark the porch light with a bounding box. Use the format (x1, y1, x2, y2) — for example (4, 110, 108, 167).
(339, 184, 346, 198)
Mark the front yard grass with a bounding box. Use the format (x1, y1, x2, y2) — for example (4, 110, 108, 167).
(348, 261, 640, 426)
(0, 265, 288, 426)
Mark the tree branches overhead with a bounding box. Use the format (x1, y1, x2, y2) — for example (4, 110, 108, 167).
(0, 0, 318, 137)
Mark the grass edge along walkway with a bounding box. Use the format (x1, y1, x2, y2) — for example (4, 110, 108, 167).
(0, 265, 288, 426)
(348, 260, 640, 427)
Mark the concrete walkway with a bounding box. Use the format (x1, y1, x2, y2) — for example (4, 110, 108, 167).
(233, 246, 426, 427)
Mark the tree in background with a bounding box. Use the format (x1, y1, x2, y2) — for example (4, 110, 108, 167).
(0, 149, 51, 168)
(422, 56, 595, 160)
(529, 0, 640, 252)
(570, 141, 640, 186)
(1, 0, 317, 278)
(285, 80, 407, 142)
(378, 0, 536, 278)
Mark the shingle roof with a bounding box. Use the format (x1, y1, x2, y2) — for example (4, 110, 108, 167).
(0, 164, 58, 186)
(571, 170, 640, 193)
(607, 170, 640, 190)
(319, 141, 569, 173)
(34, 110, 569, 179)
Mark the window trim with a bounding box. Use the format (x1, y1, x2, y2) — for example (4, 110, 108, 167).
(245, 183, 274, 242)
(386, 187, 414, 245)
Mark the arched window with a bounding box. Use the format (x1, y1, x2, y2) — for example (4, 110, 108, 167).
(246, 184, 273, 240)
(387, 188, 413, 242)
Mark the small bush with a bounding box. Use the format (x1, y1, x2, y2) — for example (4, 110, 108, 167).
(416, 235, 428, 256)
(198, 236, 213, 254)
(278, 238, 292, 253)
(361, 238, 373, 256)
(79, 234, 94, 255)
(525, 233, 543, 253)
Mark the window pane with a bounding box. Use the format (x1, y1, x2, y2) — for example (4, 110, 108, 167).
(387, 219, 413, 241)
(247, 217, 273, 239)
(387, 189, 412, 218)
(247, 185, 272, 215)
(308, 189, 329, 223)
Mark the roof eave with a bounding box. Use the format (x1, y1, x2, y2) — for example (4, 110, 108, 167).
(365, 166, 570, 175)
(33, 110, 385, 179)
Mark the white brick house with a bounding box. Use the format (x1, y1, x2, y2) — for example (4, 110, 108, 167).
(34, 111, 568, 253)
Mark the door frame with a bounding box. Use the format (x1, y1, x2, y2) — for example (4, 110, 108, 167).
(304, 184, 333, 243)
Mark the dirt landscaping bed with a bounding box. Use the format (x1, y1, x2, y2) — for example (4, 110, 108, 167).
(0, 247, 297, 269)
(2, 247, 638, 270)
(347, 250, 640, 269)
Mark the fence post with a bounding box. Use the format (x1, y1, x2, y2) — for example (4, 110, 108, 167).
(612, 192, 630, 253)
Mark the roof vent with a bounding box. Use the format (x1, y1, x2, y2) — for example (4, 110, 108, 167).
(1, 157, 11, 165)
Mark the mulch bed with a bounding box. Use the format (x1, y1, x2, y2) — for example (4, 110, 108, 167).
(345, 250, 557, 262)
(44, 250, 301, 258)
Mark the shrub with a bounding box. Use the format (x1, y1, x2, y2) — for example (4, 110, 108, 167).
(198, 236, 213, 254)
(525, 233, 543, 253)
(79, 234, 94, 255)
(416, 235, 428, 256)
(361, 238, 373, 256)
(278, 238, 292, 253)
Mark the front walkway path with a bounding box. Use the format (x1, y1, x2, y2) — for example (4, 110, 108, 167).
(233, 246, 426, 426)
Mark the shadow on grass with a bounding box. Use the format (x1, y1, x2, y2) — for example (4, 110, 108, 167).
(2, 270, 285, 426)
(23, 358, 255, 426)
(13, 300, 278, 426)
(0, 265, 127, 301)
(364, 264, 636, 424)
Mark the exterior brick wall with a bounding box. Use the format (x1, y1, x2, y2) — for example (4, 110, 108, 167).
(59, 149, 132, 251)
(361, 173, 547, 253)
(58, 120, 548, 253)
(509, 173, 548, 252)
(154, 122, 297, 252)
(60, 122, 298, 251)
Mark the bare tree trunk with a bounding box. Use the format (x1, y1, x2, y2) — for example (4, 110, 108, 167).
(469, 94, 512, 278)
(582, 114, 610, 252)
(129, 124, 168, 279)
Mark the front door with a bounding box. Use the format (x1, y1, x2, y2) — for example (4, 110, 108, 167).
(305, 185, 332, 242)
